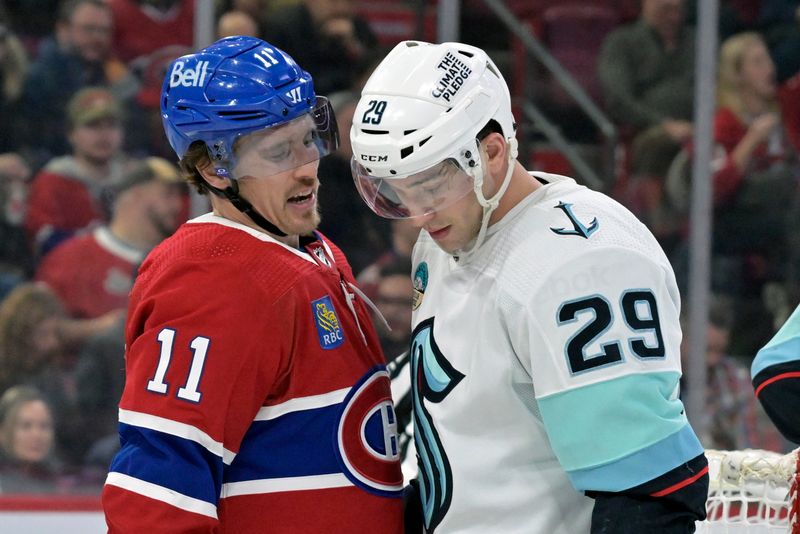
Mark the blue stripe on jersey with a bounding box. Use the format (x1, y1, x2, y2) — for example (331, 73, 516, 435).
(538, 371, 694, 481)
(224, 403, 342, 483)
(567, 424, 703, 491)
(752, 337, 800, 376)
(752, 306, 800, 376)
(109, 422, 223, 504)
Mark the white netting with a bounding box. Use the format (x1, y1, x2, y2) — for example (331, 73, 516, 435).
(696, 448, 800, 534)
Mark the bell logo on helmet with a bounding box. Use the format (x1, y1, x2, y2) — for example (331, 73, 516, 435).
(169, 60, 209, 88)
(431, 51, 472, 102)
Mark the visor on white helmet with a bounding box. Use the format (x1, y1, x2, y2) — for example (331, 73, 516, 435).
(352, 139, 483, 219)
(225, 97, 338, 179)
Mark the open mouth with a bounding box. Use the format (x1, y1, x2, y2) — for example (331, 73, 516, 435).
(288, 191, 314, 204)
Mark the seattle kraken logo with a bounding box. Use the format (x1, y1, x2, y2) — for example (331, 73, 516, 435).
(410, 317, 464, 532)
(550, 201, 599, 239)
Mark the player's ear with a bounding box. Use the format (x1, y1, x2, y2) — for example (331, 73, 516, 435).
(481, 132, 508, 192)
(481, 132, 508, 180)
(196, 159, 230, 190)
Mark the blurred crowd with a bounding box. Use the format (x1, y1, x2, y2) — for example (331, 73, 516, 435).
(0, 0, 797, 495)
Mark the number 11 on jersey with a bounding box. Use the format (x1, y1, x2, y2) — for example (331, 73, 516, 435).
(146, 327, 210, 403)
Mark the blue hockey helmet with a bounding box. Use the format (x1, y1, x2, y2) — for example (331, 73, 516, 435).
(161, 36, 338, 176)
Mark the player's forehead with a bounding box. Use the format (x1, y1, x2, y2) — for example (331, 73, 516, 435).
(236, 114, 314, 150)
(390, 159, 459, 192)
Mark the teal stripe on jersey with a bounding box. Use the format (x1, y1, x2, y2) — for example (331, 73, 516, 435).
(752, 306, 800, 377)
(566, 424, 703, 491)
(539, 371, 693, 480)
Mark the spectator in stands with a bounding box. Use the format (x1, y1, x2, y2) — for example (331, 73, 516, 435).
(263, 0, 378, 94)
(35, 157, 184, 320)
(318, 91, 390, 275)
(373, 256, 413, 363)
(0, 153, 33, 298)
(25, 87, 126, 258)
(708, 32, 797, 297)
(0, 283, 69, 395)
(220, 0, 273, 30)
(0, 385, 62, 494)
(598, 0, 695, 229)
(108, 0, 193, 156)
(682, 296, 790, 452)
(17, 0, 132, 165)
(217, 9, 260, 39)
(0, 17, 28, 153)
(0, 283, 120, 465)
(356, 218, 418, 301)
(108, 0, 193, 64)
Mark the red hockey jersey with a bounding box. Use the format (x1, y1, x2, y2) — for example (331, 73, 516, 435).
(25, 167, 105, 250)
(102, 214, 404, 533)
(35, 226, 143, 318)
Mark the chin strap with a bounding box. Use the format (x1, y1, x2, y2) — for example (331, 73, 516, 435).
(207, 169, 288, 237)
(454, 137, 518, 261)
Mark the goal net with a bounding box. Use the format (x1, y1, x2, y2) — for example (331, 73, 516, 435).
(696, 448, 800, 533)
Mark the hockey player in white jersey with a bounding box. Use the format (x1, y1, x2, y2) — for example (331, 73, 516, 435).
(350, 40, 709, 533)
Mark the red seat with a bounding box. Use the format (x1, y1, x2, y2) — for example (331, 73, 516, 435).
(541, 4, 620, 107)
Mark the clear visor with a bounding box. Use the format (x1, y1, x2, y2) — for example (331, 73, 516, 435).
(228, 97, 339, 179)
(352, 157, 476, 219)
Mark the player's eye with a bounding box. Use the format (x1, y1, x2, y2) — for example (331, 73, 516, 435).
(264, 144, 291, 162)
(303, 130, 318, 147)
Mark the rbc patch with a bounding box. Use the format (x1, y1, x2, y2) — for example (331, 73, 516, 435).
(312, 295, 345, 349)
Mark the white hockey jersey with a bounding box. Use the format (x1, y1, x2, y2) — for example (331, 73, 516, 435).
(409, 173, 703, 533)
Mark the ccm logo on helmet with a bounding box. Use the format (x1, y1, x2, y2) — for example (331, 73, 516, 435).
(169, 60, 210, 88)
(360, 154, 388, 162)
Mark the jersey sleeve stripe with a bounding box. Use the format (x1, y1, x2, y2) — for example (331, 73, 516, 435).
(110, 423, 225, 503)
(649, 464, 709, 497)
(254, 387, 350, 421)
(105, 472, 218, 519)
(221, 473, 352, 498)
(226, 404, 343, 481)
(538, 371, 686, 470)
(751, 337, 800, 377)
(566, 424, 704, 491)
(754, 371, 800, 397)
(119, 408, 235, 464)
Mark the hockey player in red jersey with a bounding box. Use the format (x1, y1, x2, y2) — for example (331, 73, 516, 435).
(102, 36, 404, 533)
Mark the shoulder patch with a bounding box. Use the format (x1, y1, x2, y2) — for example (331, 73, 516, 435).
(312, 295, 345, 349)
(412, 262, 428, 310)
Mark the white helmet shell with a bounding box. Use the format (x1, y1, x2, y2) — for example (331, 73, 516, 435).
(350, 40, 515, 179)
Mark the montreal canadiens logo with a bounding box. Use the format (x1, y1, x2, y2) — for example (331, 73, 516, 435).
(336, 367, 403, 496)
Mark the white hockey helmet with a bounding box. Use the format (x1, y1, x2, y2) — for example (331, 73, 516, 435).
(350, 40, 516, 220)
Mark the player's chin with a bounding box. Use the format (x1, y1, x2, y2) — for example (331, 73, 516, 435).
(432, 234, 462, 255)
(286, 211, 321, 236)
